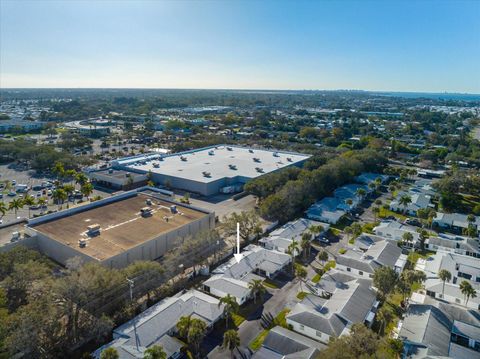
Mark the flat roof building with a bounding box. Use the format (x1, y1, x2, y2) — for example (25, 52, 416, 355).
(26, 188, 215, 268)
(112, 145, 310, 196)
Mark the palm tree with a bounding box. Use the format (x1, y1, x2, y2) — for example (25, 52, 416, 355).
(0, 202, 7, 220)
(8, 198, 24, 218)
(143, 345, 167, 359)
(63, 184, 75, 208)
(376, 307, 393, 336)
(187, 318, 207, 357)
(460, 280, 477, 307)
(300, 232, 312, 260)
(308, 224, 324, 240)
(75, 172, 89, 187)
(399, 194, 412, 214)
(402, 232, 414, 248)
(318, 250, 328, 266)
(222, 329, 240, 359)
(248, 279, 266, 304)
(52, 188, 67, 209)
(372, 206, 380, 223)
(438, 269, 452, 298)
(23, 195, 35, 218)
(287, 239, 300, 274)
(218, 294, 239, 328)
(80, 182, 94, 200)
(417, 229, 429, 251)
(356, 188, 366, 200)
(177, 315, 192, 339)
(37, 197, 47, 213)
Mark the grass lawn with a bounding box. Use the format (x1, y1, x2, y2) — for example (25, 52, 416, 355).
(407, 250, 435, 266)
(231, 313, 245, 327)
(296, 291, 308, 300)
(362, 222, 378, 234)
(249, 329, 269, 351)
(263, 278, 279, 289)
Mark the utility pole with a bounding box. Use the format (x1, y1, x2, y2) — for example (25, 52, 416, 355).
(126, 277, 134, 301)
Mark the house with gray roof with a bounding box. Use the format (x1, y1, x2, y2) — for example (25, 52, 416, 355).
(259, 218, 329, 254)
(398, 302, 480, 359)
(286, 276, 377, 344)
(252, 326, 326, 359)
(203, 245, 291, 305)
(333, 183, 371, 212)
(433, 212, 480, 233)
(306, 198, 346, 224)
(425, 233, 480, 258)
(94, 289, 224, 359)
(390, 191, 433, 216)
(422, 251, 480, 310)
(374, 220, 419, 244)
(335, 237, 407, 278)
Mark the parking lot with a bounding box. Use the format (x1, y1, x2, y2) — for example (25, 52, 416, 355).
(0, 164, 110, 225)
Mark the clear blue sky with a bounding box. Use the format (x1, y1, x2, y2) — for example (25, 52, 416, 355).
(1, 0, 479, 92)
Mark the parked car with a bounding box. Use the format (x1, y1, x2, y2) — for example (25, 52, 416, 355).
(319, 237, 330, 244)
(406, 218, 421, 227)
(8, 191, 16, 197)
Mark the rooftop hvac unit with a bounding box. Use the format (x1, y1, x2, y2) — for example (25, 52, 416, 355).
(202, 171, 211, 178)
(141, 207, 153, 217)
(253, 157, 260, 163)
(255, 167, 264, 173)
(87, 224, 101, 235)
(226, 146, 233, 151)
(78, 238, 87, 248)
(159, 157, 164, 161)
(153, 162, 160, 168)
(11, 231, 20, 242)
(229, 164, 237, 170)
(273, 152, 279, 157)
(108, 169, 114, 174)
(170, 205, 177, 214)
(208, 150, 215, 156)
(180, 156, 187, 161)
(146, 198, 152, 205)
(249, 149, 254, 153)
(287, 157, 293, 162)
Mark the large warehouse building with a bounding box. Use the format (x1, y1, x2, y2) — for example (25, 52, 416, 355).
(112, 145, 310, 196)
(25, 188, 215, 268)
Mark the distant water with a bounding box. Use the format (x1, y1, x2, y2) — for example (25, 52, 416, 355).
(373, 91, 480, 101)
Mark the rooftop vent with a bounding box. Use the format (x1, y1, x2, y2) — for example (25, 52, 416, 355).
(79, 238, 87, 248)
(208, 150, 215, 156)
(141, 207, 153, 217)
(287, 157, 293, 162)
(202, 171, 211, 178)
(146, 198, 152, 205)
(87, 224, 101, 236)
(253, 157, 261, 163)
(226, 146, 233, 151)
(255, 167, 264, 173)
(229, 164, 237, 170)
(273, 152, 279, 157)
(159, 157, 164, 161)
(249, 149, 254, 153)
(153, 162, 160, 168)
(108, 169, 114, 174)
(170, 205, 177, 213)
(180, 156, 187, 161)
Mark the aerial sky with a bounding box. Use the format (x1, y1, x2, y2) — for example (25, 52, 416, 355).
(1, 0, 479, 93)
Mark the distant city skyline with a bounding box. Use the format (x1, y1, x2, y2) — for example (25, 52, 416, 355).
(1, 0, 479, 93)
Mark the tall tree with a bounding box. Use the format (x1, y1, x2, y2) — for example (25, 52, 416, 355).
(8, 199, 24, 218)
(80, 182, 94, 200)
(221, 210, 262, 243)
(248, 279, 266, 304)
(187, 318, 207, 358)
(287, 239, 300, 274)
(100, 347, 119, 359)
(438, 269, 452, 298)
(218, 294, 239, 328)
(0, 202, 7, 220)
(143, 345, 166, 359)
(399, 195, 412, 214)
(373, 267, 398, 300)
(300, 232, 312, 260)
(222, 329, 240, 359)
(23, 195, 35, 218)
(460, 280, 477, 307)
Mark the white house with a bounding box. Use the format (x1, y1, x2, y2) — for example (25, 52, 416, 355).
(286, 275, 377, 344)
(389, 192, 433, 216)
(203, 245, 291, 305)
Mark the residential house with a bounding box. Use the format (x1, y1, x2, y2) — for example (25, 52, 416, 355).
(374, 220, 419, 244)
(398, 302, 480, 359)
(336, 237, 407, 277)
(354, 172, 389, 186)
(389, 192, 433, 216)
(203, 245, 291, 305)
(433, 212, 480, 233)
(286, 276, 377, 344)
(425, 233, 480, 258)
(252, 326, 326, 359)
(306, 198, 346, 224)
(259, 218, 329, 254)
(422, 251, 480, 310)
(333, 184, 371, 212)
(94, 289, 224, 359)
